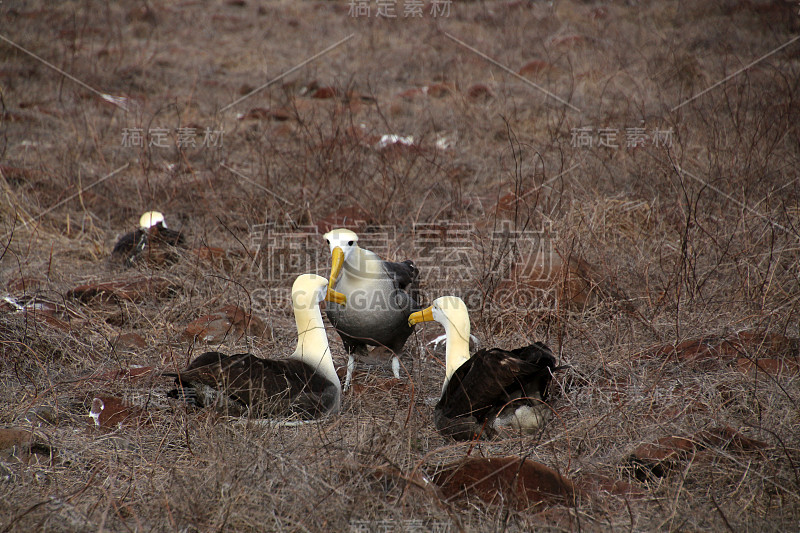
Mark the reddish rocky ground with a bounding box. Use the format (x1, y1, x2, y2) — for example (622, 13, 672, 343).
(1, 1, 799, 531)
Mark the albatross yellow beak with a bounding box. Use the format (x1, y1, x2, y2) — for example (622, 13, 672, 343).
(328, 247, 345, 292)
(408, 306, 434, 327)
(325, 286, 347, 306)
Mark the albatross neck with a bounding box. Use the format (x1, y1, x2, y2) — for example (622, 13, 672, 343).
(443, 321, 471, 392)
(292, 306, 339, 388)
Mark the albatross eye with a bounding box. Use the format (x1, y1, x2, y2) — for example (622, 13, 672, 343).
(325, 239, 330, 245)
(348, 240, 354, 246)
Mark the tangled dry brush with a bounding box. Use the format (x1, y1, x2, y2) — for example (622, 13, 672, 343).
(1, 0, 799, 531)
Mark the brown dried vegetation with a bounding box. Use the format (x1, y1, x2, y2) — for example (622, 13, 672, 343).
(1, 0, 799, 531)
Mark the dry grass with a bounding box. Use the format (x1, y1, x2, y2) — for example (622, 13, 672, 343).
(2, 0, 800, 531)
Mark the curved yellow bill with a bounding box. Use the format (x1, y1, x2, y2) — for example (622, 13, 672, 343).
(408, 306, 433, 327)
(328, 247, 345, 292)
(325, 286, 346, 306)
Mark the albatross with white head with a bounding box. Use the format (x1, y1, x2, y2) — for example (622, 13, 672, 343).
(323, 228, 421, 391)
(409, 296, 557, 440)
(167, 274, 346, 420)
(111, 210, 185, 266)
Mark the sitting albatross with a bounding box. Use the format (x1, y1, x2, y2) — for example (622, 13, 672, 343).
(166, 274, 346, 420)
(323, 228, 420, 391)
(408, 296, 556, 440)
(111, 210, 185, 267)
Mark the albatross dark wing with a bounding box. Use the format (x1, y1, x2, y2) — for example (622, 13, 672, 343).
(382, 260, 419, 291)
(111, 229, 145, 259)
(383, 259, 421, 309)
(111, 223, 185, 267)
(435, 343, 556, 440)
(168, 352, 339, 419)
(506, 342, 557, 401)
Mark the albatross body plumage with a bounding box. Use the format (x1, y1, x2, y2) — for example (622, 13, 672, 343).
(323, 228, 420, 391)
(166, 274, 346, 420)
(408, 296, 556, 440)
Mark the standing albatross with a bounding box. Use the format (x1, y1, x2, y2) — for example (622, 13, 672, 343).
(166, 274, 346, 420)
(111, 210, 185, 267)
(323, 228, 420, 391)
(408, 296, 556, 440)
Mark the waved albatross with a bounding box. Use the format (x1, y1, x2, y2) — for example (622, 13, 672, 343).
(111, 210, 185, 267)
(408, 296, 556, 440)
(323, 228, 421, 391)
(167, 274, 346, 420)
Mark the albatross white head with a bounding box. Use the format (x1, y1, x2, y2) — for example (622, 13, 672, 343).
(139, 211, 166, 229)
(408, 296, 471, 392)
(323, 228, 360, 291)
(290, 274, 346, 389)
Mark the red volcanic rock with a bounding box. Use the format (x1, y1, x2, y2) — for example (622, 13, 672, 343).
(0, 428, 34, 451)
(434, 456, 580, 511)
(646, 337, 732, 367)
(728, 330, 798, 355)
(89, 395, 148, 429)
(627, 436, 696, 479)
(68, 276, 179, 304)
(0, 427, 53, 463)
(2, 296, 82, 331)
(627, 428, 769, 479)
(736, 357, 800, 375)
(397, 88, 426, 99)
(312, 86, 339, 99)
(641, 330, 798, 369)
(466, 83, 494, 100)
(694, 427, 769, 452)
(518, 60, 555, 77)
(183, 304, 267, 343)
(115, 332, 146, 350)
(0, 165, 45, 182)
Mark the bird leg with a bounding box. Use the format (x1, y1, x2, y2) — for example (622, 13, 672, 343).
(343, 353, 355, 393)
(341, 341, 368, 393)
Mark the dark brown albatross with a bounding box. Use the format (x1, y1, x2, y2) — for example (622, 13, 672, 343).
(408, 296, 557, 440)
(111, 211, 185, 267)
(166, 274, 346, 420)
